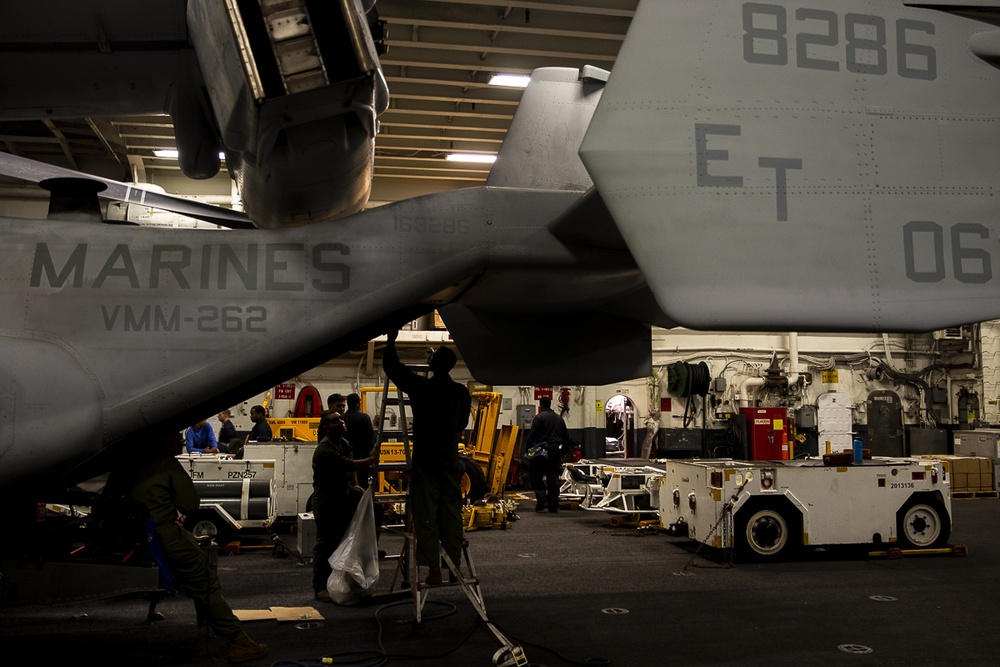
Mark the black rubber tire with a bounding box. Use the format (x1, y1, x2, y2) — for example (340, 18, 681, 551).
(185, 511, 231, 544)
(896, 499, 950, 549)
(735, 502, 801, 562)
(459, 455, 487, 503)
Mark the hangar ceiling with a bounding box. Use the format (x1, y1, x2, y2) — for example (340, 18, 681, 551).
(0, 0, 636, 206)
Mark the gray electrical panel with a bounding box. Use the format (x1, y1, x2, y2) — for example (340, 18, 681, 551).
(516, 404, 536, 431)
(796, 405, 817, 429)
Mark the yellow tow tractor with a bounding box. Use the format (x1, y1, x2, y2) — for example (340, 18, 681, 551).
(361, 388, 519, 504)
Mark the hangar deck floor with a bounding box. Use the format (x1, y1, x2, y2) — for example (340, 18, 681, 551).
(2, 496, 998, 666)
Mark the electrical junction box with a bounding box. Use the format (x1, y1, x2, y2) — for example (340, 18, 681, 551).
(516, 404, 536, 431)
(796, 405, 817, 430)
(712, 377, 726, 393)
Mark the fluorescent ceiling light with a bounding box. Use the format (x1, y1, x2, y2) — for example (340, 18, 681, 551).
(489, 74, 530, 88)
(446, 153, 496, 164)
(153, 149, 226, 161)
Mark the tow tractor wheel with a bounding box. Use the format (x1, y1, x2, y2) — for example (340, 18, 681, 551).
(736, 502, 800, 561)
(897, 501, 949, 549)
(745, 509, 788, 557)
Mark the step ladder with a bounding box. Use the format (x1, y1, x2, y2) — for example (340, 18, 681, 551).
(373, 365, 421, 579)
(376, 363, 427, 467)
(393, 534, 527, 667)
(372, 364, 422, 502)
(375, 364, 527, 666)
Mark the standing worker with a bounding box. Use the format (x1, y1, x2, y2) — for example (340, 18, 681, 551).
(104, 429, 268, 663)
(524, 396, 571, 513)
(343, 393, 377, 488)
(248, 405, 272, 442)
(311, 411, 380, 602)
(383, 328, 471, 585)
(327, 393, 347, 414)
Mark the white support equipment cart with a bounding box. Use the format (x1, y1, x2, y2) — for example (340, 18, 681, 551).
(655, 457, 953, 560)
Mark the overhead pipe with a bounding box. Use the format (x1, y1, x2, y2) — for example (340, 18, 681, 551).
(787, 332, 801, 388)
(651, 343, 929, 357)
(739, 377, 764, 408)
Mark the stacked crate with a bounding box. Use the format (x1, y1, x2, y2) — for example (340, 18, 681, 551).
(952, 430, 1000, 494)
(921, 455, 996, 497)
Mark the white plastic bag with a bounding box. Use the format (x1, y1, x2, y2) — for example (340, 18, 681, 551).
(326, 487, 379, 605)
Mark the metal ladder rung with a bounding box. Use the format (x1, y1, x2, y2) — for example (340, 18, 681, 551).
(374, 492, 408, 503)
(406, 538, 483, 622)
(416, 573, 480, 590)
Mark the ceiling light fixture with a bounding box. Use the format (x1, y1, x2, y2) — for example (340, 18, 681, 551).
(446, 153, 497, 164)
(153, 149, 227, 161)
(488, 73, 530, 88)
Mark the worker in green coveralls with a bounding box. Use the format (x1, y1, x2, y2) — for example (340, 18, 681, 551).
(104, 429, 268, 663)
(383, 329, 472, 585)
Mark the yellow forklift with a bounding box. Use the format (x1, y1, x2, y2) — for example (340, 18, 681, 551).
(262, 384, 519, 530)
(360, 387, 519, 504)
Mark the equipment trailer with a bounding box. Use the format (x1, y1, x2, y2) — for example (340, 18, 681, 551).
(655, 457, 952, 561)
(176, 441, 317, 541)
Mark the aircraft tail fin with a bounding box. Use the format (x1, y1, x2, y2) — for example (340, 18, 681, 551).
(486, 66, 608, 192)
(580, 0, 1000, 332)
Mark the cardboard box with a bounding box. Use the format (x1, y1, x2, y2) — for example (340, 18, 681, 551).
(919, 455, 993, 493)
(953, 472, 969, 491)
(955, 457, 979, 475)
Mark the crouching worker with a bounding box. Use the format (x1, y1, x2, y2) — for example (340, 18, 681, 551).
(105, 428, 268, 663)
